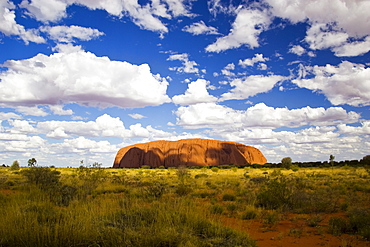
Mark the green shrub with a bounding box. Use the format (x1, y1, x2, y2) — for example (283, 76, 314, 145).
(194, 173, 208, 179)
(328, 216, 349, 236)
(222, 193, 236, 201)
(143, 182, 166, 199)
(263, 211, 280, 226)
(22, 167, 61, 191)
(211, 167, 219, 173)
(175, 184, 192, 196)
(9, 160, 20, 171)
(349, 208, 370, 240)
(210, 205, 224, 215)
(241, 207, 259, 220)
(256, 176, 294, 210)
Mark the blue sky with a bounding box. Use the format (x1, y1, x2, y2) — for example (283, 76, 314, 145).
(1, 0, 370, 167)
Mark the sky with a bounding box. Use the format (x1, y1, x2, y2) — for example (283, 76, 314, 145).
(1, 0, 370, 167)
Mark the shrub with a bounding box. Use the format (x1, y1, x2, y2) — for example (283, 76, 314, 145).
(241, 207, 259, 220)
(281, 157, 292, 169)
(210, 205, 224, 214)
(143, 182, 166, 199)
(22, 167, 61, 191)
(175, 184, 192, 196)
(211, 167, 219, 173)
(349, 208, 370, 240)
(222, 193, 236, 201)
(194, 173, 208, 179)
(328, 217, 349, 236)
(176, 166, 190, 184)
(9, 160, 20, 171)
(256, 176, 294, 210)
(263, 211, 280, 226)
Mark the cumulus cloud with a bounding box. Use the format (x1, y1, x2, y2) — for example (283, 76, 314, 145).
(239, 53, 268, 67)
(293, 61, 370, 106)
(20, 0, 192, 33)
(265, 0, 370, 37)
(0, 47, 171, 108)
(167, 53, 199, 73)
(15, 106, 48, 116)
(172, 79, 218, 105)
(0, 0, 45, 44)
(175, 102, 359, 129)
(182, 21, 219, 35)
(266, 0, 370, 57)
(221, 63, 235, 76)
(305, 23, 349, 50)
(40, 25, 104, 43)
(220, 75, 285, 101)
(0, 112, 21, 121)
(338, 121, 370, 135)
(332, 36, 370, 57)
(206, 8, 271, 52)
(48, 105, 74, 115)
(289, 45, 306, 56)
(36, 114, 173, 140)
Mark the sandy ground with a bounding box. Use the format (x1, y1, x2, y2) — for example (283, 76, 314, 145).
(221, 214, 370, 247)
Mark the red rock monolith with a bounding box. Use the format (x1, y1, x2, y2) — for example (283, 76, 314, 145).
(113, 138, 266, 168)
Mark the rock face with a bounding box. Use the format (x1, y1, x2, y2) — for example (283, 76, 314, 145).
(113, 138, 266, 168)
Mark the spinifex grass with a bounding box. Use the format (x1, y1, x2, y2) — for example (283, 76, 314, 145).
(0, 165, 369, 245)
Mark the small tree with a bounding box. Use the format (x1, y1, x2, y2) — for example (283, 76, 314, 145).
(9, 160, 20, 170)
(281, 157, 292, 169)
(329, 155, 335, 167)
(28, 158, 37, 167)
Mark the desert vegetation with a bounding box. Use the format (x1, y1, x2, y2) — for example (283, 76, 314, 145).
(0, 162, 370, 246)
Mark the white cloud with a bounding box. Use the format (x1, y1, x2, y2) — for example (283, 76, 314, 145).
(172, 79, 218, 105)
(333, 36, 370, 57)
(20, 0, 69, 23)
(15, 106, 48, 116)
(239, 53, 268, 67)
(220, 75, 285, 101)
(0, 112, 21, 120)
(36, 114, 174, 140)
(305, 23, 349, 50)
(48, 105, 74, 115)
(0, 47, 170, 108)
(175, 102, 359, 129)
(292, 61, 370, 106)
(40, 25, 104, 43)
(266, 0, 370, 57)
(258, 63, 268, 70)
(8, 119, 37, 134)
(221, 63, 235, 76)
(266, 0, 370, 37)
(175, 103, 240, 129)
(20, 0, 193, 34)
(37, 114, 128, 139)
(206, 8, 271, 52)
(338, 121, 370, 135)
(289, 45, 306, 56)
(0, 0, 45, 44)
(182, 21, 219, 35)
(129, 113, 146, 119)
(167, 53, 199, 73)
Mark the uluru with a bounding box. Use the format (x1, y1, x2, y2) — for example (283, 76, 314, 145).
(113, 138, 266, 168)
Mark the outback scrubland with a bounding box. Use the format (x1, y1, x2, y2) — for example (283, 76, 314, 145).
(0, 164, 370, 247)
